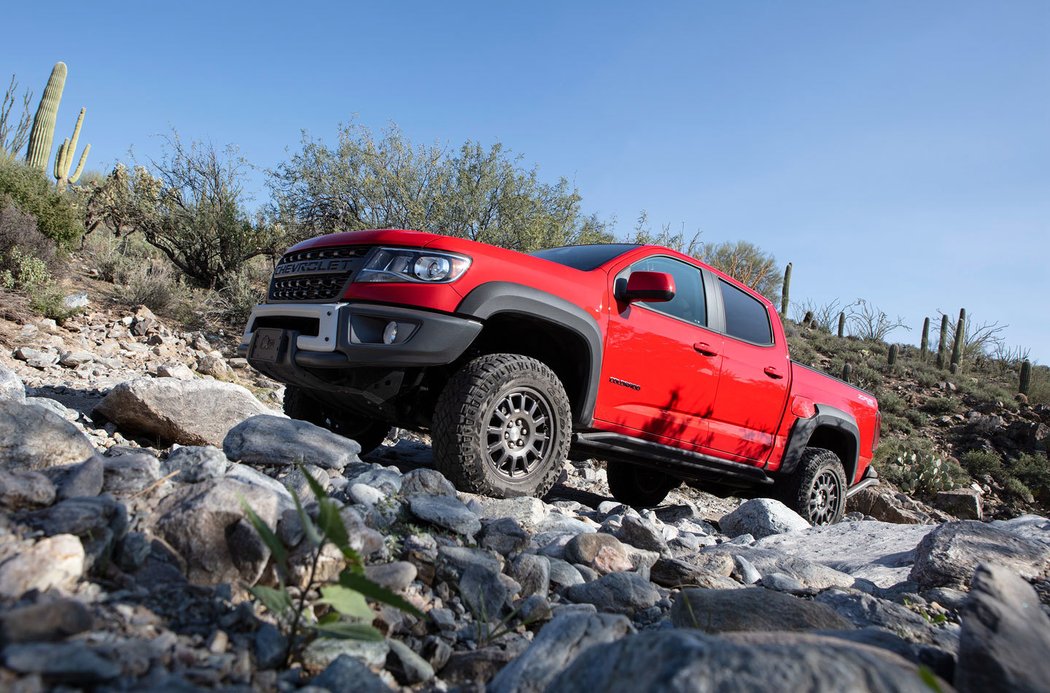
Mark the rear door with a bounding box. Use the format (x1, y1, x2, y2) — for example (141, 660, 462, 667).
(703, 277, 791, 461)
(594, 255, 723, 449)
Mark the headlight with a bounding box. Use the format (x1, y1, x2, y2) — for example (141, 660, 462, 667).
(357, 247, 472, 284)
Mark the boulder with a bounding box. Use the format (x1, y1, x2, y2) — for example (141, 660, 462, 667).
(705, 545, 854, 590)
(956, 563, 1050, 693)
(408, 494, 481, 537)
(615, 515, 670, 554)
(563, 533, 633, 574)
(0, 535, 85, 598)
(312, 656, 394, 692)
(0, 468, 56, 509)
(101, 453, 162, 496)
(0, 400, 96, 471)
(934, 488, 983, 520)
(152, 478, 281, 585)
(94, 377, 270, 446)
(162, 445, 229, 483)
(3, 641, 121, 684)
(753, 520, 936, 588)
(0, 598, 93, 645)
(719, 498, 810, 539)
(814, 589, 958, 650)
(0, 363, 25, 403)
(44, 457, 104, 500)
(20, 496, 128, 571)
(466, 495, 550, 529)
(489, 611, 633, 693)
(850, 486, 945, 524)
(400, 467, 456, 497)
(910, 520, 1050, 589)
(649, 553, 735, 588)
(548, 629, 945, 692)
(223, 415, 360, 470)
(563, 571, 660, 615)
(671, 587, 852, 632)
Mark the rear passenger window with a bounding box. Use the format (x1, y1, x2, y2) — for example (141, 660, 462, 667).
(719, 279, 772, 345)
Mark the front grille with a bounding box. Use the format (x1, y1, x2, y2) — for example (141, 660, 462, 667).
(268, 245, 371, 302)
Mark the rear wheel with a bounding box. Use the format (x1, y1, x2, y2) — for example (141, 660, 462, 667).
(283, 386, 390, 455)
(433, 354, 571, 498)
(779, 447, 847, 525)
(607, 461, 680, 508)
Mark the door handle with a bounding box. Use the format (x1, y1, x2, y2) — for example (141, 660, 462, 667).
(693, 342, 719, 357)
(763, 366, 784, 379)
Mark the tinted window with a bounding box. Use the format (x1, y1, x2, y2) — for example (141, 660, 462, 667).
(627, 256, 707, 326)
(532, 244, 638, 271)
(720, 279, 772, 344)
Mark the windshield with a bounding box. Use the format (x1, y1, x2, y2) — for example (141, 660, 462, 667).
(531, 244, 638, 271)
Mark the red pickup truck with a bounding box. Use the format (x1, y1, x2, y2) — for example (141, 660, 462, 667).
(239, 229, 880, 524)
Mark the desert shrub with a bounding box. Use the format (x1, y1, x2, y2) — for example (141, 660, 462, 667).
(0, 200, 59, 274)
(904, 409, 927, 428)
(880, 411, 913, 436)
(28, 284, 81, 323)
(877, 390, 905, 415)
(210, 261, 268, 326)
(913, 368, 940, 389)
(1003, 477, 1034, 503)
(0, 248, 51, 292)
(116, 259, 187, 312)
(1009, 452, 1050, 501)
(959, 450, 1003, 478)
(920, 397, 957, 415)
(0, 158, 82, 247)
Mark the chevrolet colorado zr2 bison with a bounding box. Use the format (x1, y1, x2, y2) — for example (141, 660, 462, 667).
(239, 229, 880, 525)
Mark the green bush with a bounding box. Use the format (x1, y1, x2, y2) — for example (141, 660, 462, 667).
(0, 158, 82, 247)
(960, 450, 1003, 477)
(1009, 452, 1050, 501)
(875, 437, 966, 496)
(920, 397, 957, 415)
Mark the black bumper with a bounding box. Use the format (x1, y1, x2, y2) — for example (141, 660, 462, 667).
(239, 302, 483, 377)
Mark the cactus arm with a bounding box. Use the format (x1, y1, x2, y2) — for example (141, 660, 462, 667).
(69, 143, 90, 183)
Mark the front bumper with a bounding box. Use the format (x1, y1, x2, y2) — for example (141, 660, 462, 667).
(238, 302, 483, 370)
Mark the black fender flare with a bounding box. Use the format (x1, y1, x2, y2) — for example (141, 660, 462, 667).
(778, 404, 861, 483)
(457, 282, 603, 427)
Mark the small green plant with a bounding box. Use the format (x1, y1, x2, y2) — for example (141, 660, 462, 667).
(241, 465, 422, 666)
(920, 397, 957, 415)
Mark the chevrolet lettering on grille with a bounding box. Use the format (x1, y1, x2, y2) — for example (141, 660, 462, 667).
(274, 259, 357, 277)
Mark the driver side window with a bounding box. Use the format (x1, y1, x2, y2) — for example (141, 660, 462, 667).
(629, 257, 707, 326)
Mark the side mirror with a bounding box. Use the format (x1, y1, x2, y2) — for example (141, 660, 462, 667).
(621, 271, 675, 302)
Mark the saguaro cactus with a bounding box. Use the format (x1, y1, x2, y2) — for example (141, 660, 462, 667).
(1019, 359, 1032, 396)
(919, 317, 930, 362)
(936, 314, 950, 370)
(837, 312, 846, 338)
(841, 362, 852, 383)
(888, 344, 899, 366)
(780, 262, 792, 316)
(25, 62, 67, 172)
(950, 308, 966, 373)
(53, 107, 90, 189)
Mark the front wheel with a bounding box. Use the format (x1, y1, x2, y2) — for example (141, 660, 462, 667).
(606, 462, 680, 508)
(283, 386, 391, 456)
(432, 354, 571, 498)
(778, 447, 847, 525)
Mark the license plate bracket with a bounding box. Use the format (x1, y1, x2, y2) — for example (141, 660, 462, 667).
(249, 328, 286, 364)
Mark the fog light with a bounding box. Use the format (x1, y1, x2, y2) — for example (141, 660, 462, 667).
(383, 321, 398, 345)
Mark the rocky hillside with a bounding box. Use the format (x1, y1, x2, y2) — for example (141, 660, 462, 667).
(1, 299, 1049, 691)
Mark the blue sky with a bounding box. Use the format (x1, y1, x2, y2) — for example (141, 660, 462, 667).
(5, 1, 1048, 361)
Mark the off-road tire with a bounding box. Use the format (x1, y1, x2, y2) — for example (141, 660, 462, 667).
(433, 353, 571, 498)
(779, 447, 847, 525)
(606, 461, 680, 508)
(283, 386, 390, 456)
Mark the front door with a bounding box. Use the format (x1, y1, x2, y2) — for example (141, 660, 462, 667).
(594, 256, 723, 450)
